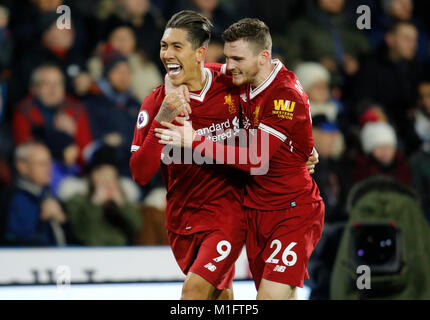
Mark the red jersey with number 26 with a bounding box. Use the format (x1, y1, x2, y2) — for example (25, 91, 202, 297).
(242, 60, 322, 209)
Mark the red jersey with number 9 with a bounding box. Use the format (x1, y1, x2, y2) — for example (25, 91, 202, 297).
(130, 68, 246, 235)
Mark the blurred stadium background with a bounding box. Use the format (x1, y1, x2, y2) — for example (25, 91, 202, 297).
(0, 0, 430, 300)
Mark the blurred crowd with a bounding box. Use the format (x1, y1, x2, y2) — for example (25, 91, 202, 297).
(0, 0, 429, 290)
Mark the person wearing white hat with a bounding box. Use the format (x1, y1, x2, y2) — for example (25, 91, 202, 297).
(360, 121, 397, 166)
(295, 62, 341, 123)
(354, 121, 412, 185)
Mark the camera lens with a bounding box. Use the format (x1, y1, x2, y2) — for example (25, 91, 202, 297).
(355, 226, 396, 265)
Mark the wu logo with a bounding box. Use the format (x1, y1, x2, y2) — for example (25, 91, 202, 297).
(274, 100, 295, 112)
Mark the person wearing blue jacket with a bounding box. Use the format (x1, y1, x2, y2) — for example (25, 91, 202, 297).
(5, 141, 67, 246)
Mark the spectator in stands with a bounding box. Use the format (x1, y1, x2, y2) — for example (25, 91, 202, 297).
(293, 62, 353, 300)
(98, 0, 165, 69)
(357, 102, 389, 128)
(64, 145, 142, 246)
(0, 5, 13, 241)
(41, 128, 81, 198)
(134, 187, 168, 245)
(8, 0, 63, 55)
(173, 0, 233, 39)
(0, 119, 12, 244)
(352, 22, 421, 143)
(306, 115, 349, 298)
(5, 142, 68, 246)
(369, 0, 430, 64)
(311, 114, 346, 221)
(0, 4, 12, 83)
(87, 24, 162, 102)
(0, 4, 13, 165)
(0, 4, 12, 188)
(248, 0, 305, 36)
(409, 79, 430, 223)
(295, 62, 345, 126)
(83, 50, 140, 176)
(12, 63, 92, 161)
(8, 10, 88, 104)
(354, 121, 412, 185)
(283, 0, 370, 87)
(205, 35, 224, 64)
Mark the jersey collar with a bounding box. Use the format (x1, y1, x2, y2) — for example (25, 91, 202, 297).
(189, 68, 212, 102)
(249, 59, 283, 100)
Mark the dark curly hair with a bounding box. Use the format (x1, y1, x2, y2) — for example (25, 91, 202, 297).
(165, 10, 213, 49)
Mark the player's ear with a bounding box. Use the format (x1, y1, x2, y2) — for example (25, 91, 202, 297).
(259, 49, 271, 65)
(196, 46, 206, 64)
(16, 159, 29, 177)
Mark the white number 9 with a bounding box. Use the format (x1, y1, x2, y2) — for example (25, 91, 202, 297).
(213, 240, 232, 262)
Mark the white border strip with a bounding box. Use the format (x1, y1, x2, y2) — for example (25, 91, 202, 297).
(189, 68, 212, 102)
(249, 59, 283, 100)
(220, 64, 227, 74)
(131, 145, 140, 152)
(259, 123, 287, 142)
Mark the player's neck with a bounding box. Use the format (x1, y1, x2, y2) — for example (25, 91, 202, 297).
(252, 60, 276, 88)
(186, 64, 206, 92)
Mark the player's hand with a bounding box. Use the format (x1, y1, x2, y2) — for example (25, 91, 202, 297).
(165, 74, 190, 102)
(155, 117, 196, 149)
(54, 112, 76, 137)
(155, 92, 191, 123)
(164, 73, 191, 117)
(164, 73, 191, 112)
(306, 147, 319, 174)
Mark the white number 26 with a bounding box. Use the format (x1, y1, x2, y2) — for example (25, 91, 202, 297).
(265, 240, 298, 266)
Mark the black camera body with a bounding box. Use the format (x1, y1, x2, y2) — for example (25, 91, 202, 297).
(350, 221, 403, 275)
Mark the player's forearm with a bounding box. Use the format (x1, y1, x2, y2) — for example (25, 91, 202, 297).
(191, 131, 282, 174)
(130, 121, 164, 186)
(192, 136, 254, 172)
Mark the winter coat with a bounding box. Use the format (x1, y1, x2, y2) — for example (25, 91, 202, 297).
(65, 194, 142, 246)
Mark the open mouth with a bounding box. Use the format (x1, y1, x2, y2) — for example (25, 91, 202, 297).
(167, 63, 183, 77)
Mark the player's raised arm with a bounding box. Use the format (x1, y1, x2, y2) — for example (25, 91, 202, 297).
(155, 120, 280, 175)
(130, 90, 190, 186)
(156, 88, 316, 175)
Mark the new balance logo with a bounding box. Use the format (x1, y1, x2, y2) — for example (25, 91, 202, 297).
(273, 265, 286, 272)
(204, 263, 217, 272)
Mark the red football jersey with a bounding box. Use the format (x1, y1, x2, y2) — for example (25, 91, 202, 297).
(199, 61, 322, 209)
(130, 68, 245, 235)
(241, 60, 322, 209)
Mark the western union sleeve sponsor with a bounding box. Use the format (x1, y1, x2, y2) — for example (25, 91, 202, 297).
(273, 100, 295, 120)
(274, 100, 295, 112)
